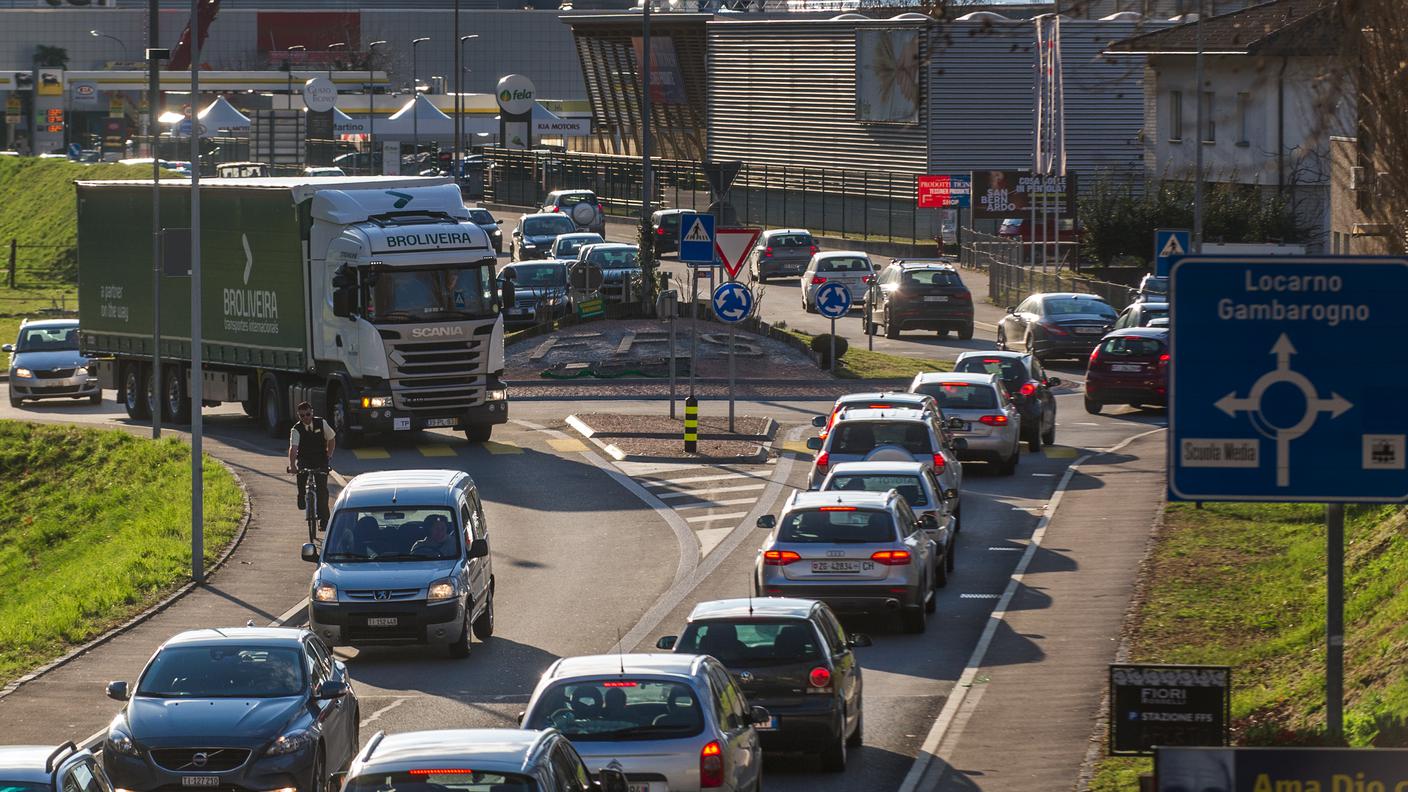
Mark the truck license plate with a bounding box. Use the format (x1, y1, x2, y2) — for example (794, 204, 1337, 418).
(424, 417, 457, 428)
(181, 778, 219, 787)
(393, 417, 411, 431)
(367, 617, 398, 627)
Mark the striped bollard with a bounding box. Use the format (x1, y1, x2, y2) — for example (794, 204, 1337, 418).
(684, 396, 698, 453)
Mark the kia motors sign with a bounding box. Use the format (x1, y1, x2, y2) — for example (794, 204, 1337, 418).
(496, 74, 535, 117)
(917, 174, 971, 208)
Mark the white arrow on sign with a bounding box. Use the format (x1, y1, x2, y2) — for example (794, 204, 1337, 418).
(715, 227, 761, 280)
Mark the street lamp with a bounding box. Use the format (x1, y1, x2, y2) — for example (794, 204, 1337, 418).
(457, 34, 478, 179)
(368, 40, 387, 175)
(327, 41, 346, 83)
(286, 45, 305, 109)
(411, 37, 430, 168)
(90, 29, 129, 61)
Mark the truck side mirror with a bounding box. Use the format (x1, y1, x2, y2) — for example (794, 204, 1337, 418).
(332, 289, 354, 319)
(331, 265, 357, 319)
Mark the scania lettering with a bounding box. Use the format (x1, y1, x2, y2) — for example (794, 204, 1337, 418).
(76, 176, 508, 443)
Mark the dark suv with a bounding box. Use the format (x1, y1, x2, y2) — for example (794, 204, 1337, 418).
(650, 209, 695, 255)
(656, 598, 871, 772)
(953, 350, 1059, 450)
(865, 260, 974, 340)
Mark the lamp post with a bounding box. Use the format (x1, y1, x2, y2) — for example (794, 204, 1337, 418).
(90, 29, 130, 61)
(411, 37, 430, 169)
(368, 40, 386, 175)
(285, 44, 305, 110)
(457, 34, 478, 181)
(327, 41, 346, 84)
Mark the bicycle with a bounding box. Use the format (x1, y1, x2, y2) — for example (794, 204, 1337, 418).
(299, 466, 331, 545)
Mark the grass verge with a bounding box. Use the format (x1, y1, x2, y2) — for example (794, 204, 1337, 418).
(1088, 502, 1408, 791)
(0, 421, 244, 686)
(778, 328, 954, 379)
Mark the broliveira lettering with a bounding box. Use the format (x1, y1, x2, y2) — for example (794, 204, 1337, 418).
(384, 231, 476, 249)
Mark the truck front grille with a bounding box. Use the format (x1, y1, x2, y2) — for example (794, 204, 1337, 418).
(387, 338, 487, 411)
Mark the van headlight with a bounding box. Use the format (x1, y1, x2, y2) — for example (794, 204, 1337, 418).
(13, 368, 32, 379)
(314, 582, 337, 602)
(427, 578, 456, 602)
(74, 366, 89, 377)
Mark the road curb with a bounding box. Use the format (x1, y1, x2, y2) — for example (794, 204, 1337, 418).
(0, 450, 254, 703)
(565, 412, 775, 464)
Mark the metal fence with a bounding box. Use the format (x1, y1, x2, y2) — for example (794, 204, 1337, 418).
(483, 148, 941, 244)
(2, 239, 78, 317)
(986, 257, 1135, 310)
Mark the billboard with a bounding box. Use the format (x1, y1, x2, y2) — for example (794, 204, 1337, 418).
(917, 174, 971, 209)
(1157, 747, 1408, 792)
(971, 170, 1078, 219)
(631, 36, 688, 105)
(856, 28, 921, 125)
(1109, 664, 1230, 756)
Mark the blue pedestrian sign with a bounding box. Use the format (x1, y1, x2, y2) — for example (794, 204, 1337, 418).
(814, 281, 853, 319)
(1154, 229, 1190, 277)
(679, 213, 716, 265)
(1169, 256, 1408, 503)
(711, 281, 754, 324)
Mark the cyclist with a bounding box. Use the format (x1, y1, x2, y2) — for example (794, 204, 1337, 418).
(286, 401, 336, 531)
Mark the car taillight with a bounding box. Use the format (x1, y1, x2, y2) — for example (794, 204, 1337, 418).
(809, 245, 819, 254)
(763, 550, 801, 566)
(1020, 383, 1037, 397)
(548, 206, 560, 212)
(953, 291, 973, 301)
(656, 227, 666, 235)
(1089, 347, 1102, 364)
(979, 415, 1008, 426)
(815, 451, 829, 469)
(597, 203, 604, 212)
(932, 453, 946, 472)
(1039, 321, 1069, 336)
(871, 549, 912, 565)
(700, 741, 724, 788)
(764, 246, 774, 257)
(1159, 352, 1170, 365)
(808, 666, 832, 688)
(811, 276, 827, 285)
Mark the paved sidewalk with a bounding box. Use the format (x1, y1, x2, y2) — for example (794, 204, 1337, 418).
(0, 426, 314, 745)
(930, 431, 1166, 791)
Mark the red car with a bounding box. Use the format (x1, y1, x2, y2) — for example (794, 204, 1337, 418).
(1083, 327, 1169, 414)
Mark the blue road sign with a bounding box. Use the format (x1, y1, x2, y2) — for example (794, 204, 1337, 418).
(711, 281, 754, 324)
(1154, 229, 1190, 277)
(814, 281, 853, 319)
(679, 213, 716, 265)
(1169, 256, 1408, 503)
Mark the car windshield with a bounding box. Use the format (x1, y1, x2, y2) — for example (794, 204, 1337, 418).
(829, 421, 932, 455)
(659, 213, 682, 230)
(1043, 297, 1116, 318)
(770, 233, 813, 248)
(913, 382, 1000, 410)
(825, 474, 928, 507)
(676, 619, 822, 667)
(526, 680, 704, 741)
(583, 247, 641, 269)
(818, 256, 869, 273)
(506, 264, 566, 287)
(555, 235, 603, 256)
(954, 357, 1027, 387)
(367, 263, 496, 323)
(523, 215, 577, 236)
(0, 783, 48, 792)
(467, 209, 495, 224)
(779, 508, 897, 543)
(15, 325, 79, 352)
(324, 507, 460, 562)
(902, 269, 961, 287)
(346, 771, 535, 792)
(136, 645, 304, 698)
(1099, 336, 1165, 357)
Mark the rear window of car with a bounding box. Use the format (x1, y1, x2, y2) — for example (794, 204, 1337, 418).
(818, 256, 871, 273)
(347, 771, 536, 792)
(1140, 276, 1169, 295)
(583, 247, 641, 269)
(676, 619, 822, 666)
(902, 269, 961, 287)
(829, 420, 933, 455)
(1142, 307, 1169, 324)
(659, 213, 683, 229)
(824, 473, 928, 507)
(526, 680, 703, 741)
(779, 508, 897, 543)
(769, 233, 813, 248)
(954, 357, 1026, 386)
(1044, 297, 1117, 319)
(1099, 336, 1165, 357)
(505, 264, 565, 287)
(913, 382, 1000, 410)
(554, 192, 595, 205)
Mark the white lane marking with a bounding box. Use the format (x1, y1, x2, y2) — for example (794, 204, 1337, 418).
(643, 472, 752, 487)
(672, 497, 759, 510)
(987, 547, 1023, 552)
(1031, 473, 1056, 477)
(1076, 422, 1101, 426)
(897, 425, 1167, 792)
(361, 696, 409, 726)
(959, 593, 1001, 599)
(657, 483, 767, 499)
(684, 511, 749, 524)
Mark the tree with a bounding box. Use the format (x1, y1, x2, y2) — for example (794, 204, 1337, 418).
(1340, 0, 1407, 251)
(33, 45, 69, 69)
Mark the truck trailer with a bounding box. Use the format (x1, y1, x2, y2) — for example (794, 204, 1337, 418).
(76, 176, 508, 443)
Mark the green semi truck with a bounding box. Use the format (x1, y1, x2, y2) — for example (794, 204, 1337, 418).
(76, 176, 508, 442)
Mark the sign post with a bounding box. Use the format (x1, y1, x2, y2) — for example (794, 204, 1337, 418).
(713, 228, 760, 432)
(1154, 228, 1190, 277)
(711, 280, 754, 432)
(813, 282, 853, 371)
(679, 213, 716, 265)
(1170, 255, 1408, 740)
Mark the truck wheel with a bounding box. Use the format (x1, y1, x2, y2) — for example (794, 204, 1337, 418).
(164, 366, 191, 424)
(465, 425, 492, 443)
(329, 387, 361, 449)
(261, 376, 286, 438)
(241, 398, 258, 417)
(124, 364, 151, 420)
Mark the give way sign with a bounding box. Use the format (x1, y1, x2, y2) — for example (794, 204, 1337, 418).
(715, 227, 761, 281)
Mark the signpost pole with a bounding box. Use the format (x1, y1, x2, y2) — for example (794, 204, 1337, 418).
(188, 0, 203, 585)
(147, 2, 163, 441)
(669, 308, 676, 419)
(727, 325, 735, 433)
(1327, 502, 1344, 741)
(689, 272, 697, 398)
(829, 317, 836, 373)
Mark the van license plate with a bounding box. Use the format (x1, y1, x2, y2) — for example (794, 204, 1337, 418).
(425, 417, 457, 428)
(367, 617, 398, 627)
(181, 778, 219, 787)
(627, 784, 652, 792)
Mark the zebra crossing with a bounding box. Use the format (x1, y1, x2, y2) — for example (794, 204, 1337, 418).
(620, 459, 783, 557)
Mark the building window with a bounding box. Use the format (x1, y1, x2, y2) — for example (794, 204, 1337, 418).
(1169, 90, 1183, 142)
(1201, 91, 1215, 143)
(1236, 92, 1250, 146)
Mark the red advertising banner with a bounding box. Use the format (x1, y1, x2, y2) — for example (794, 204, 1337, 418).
(917, 174, 972, 209)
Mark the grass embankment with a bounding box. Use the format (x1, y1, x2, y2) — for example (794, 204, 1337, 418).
(1090, 502, 1408, 791)
(0, 421, 244, 686)
(778, 328, 954, 379)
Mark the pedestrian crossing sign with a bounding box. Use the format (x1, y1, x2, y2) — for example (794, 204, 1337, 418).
(684, 218, 711, 243)
(679, 213, 717, 265)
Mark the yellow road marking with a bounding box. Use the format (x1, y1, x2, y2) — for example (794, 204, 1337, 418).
(417, 445, 457, 457)
(548, 438, 588, 453)
(780, 440, 813, 455)
(1044, 445, 1078, 459)
(352, 447, 391, 460)
(485, 441, 524, 455)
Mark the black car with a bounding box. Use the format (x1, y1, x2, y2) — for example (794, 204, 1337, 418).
(952, 350, 1060, 451)
(510, 212, 578, 262)
(466, 207, 504, 254)
(104, 627, 359, 792)
(1113, 300, 1168, 330)
(865, 260, 974, 340)
(499, 260, 568, 327)
(997, 292, 1117, 363)
(656, 597, 871, 772)
(650, 209, 695, 255)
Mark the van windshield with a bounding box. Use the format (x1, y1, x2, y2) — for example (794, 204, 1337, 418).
(367, 262, 496, 322)
(324, 507, 460, 562)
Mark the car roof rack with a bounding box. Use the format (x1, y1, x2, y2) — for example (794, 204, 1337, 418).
(45, 742, 78, 774)
(359, 731, 386, 764)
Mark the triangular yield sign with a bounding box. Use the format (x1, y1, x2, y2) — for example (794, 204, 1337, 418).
(715, 227, 761, 280)
(683, 216, 712, 243)
(1159, 234, 1186, 258)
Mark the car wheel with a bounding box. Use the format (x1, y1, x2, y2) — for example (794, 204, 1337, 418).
(846, 707, 864, 748)
(1042, 417, 1056, 446)
(958, 325, 974, 341)
(1026, 426, 1042, 453)
(996, 327, 1008, 350)
(472, 584, 495, 640)
(448, 608, 472, 658)
(803, 297, 815, 314)
(307, 749, 326, 792)
(89, 391, 103, 405)
(1084, 397, 1102, 415)
(884, 311, 901, 339)
(902, 600, 927, 633)
(8, 394, 22, 408)
(820, 718, 848, 772)
(952, 501, 962, 533)
(929, 562, 944, 598)
(1024, 333, 1037, 354)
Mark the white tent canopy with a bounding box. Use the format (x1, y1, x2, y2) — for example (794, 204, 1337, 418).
(333, 106, 366, 136)
(376, 94, 453, 136)
(196, 96, 251, 132)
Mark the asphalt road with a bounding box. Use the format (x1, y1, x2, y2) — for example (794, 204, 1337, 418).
(0, 382, 1164, 791)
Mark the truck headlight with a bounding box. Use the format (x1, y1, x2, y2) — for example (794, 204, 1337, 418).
(486, 388, 508, 402)
(360, 396, 390, 409)
(13, 368, 32, 379)
(427, 578, 456, 602)
(314, 582, 337, 602)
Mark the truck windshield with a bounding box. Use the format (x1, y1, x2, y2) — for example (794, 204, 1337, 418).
(367, 262, 495, 323)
